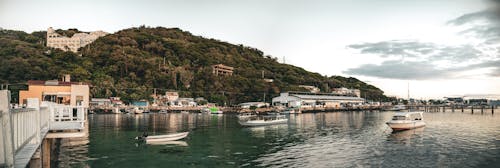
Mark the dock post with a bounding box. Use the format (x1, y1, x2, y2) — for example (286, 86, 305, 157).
(462, 106, 464, 112)
(1, 90, 14, 167)
(481, 106, 484, 114)
(471, 106, 474, 114)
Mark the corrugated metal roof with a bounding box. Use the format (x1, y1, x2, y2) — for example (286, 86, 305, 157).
(291, 94, 364, 101)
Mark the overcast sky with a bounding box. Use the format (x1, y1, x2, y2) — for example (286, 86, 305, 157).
(1, 0, 499, 99)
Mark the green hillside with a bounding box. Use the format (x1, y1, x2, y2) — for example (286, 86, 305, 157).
(0, 26, 392, 104)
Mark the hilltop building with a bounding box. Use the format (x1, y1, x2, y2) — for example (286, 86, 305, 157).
(46, 27, 107, 53)
(272, 92, 365, 108)
(332, 87, 361, 98)
(18, 75, 90, 107)
(212, 64, 234, 76)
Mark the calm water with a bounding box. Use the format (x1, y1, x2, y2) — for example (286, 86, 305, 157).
(55, 111, 500, 168)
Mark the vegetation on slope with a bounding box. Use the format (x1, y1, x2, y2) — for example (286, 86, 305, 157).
(0, 26, 392, 104)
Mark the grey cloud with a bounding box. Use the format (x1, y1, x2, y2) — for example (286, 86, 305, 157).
(448, 9, 500, 44)
(348, 40, 434, 58)
(349, 40, 482, 63)
(345, 8, 500, 80)
(344, 60, 454, 80)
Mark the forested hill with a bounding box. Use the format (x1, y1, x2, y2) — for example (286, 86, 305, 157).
(0, 26, 391, 104)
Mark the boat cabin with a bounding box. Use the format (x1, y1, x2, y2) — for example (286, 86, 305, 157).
(391, 112, 424, 121)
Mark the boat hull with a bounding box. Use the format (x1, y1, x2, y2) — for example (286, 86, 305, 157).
(145, 132, 189, 142)
(386, 121, 426, 131)
(239, 119, 288, 126)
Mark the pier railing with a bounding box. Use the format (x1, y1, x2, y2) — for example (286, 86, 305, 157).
(1, 90, 87, 167)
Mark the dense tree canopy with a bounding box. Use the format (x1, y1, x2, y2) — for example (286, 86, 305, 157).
(0, 26, 392, 104)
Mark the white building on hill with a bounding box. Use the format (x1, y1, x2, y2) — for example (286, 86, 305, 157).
(46, 27, 107, 53)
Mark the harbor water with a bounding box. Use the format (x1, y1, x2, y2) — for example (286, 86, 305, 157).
(54, 111, 500, 167)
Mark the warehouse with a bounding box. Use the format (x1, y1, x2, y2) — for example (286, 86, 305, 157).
(272, 92, 365, 108)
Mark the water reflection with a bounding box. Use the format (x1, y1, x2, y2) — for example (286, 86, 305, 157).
(54, 111, 500, 168)
(388, 127, 425, 145)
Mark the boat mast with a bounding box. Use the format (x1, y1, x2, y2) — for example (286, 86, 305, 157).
(407, 82, 410, 112)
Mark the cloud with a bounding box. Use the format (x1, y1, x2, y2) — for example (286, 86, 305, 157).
(345, 7, 500, 80)
(347, 40, 435, 58)
(344, 60, 455, 80)
(447, 10, 500, 44)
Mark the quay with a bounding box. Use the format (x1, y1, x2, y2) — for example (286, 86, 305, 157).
(0, 90, 88, 168)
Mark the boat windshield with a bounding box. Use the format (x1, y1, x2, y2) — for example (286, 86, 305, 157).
(392, 116, 407, 120)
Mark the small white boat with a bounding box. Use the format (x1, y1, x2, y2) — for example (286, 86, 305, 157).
(112, 107, 121, 114)
(386, 112, 426, 131)
(134, 107, 144, 114)
(239, 115, 288, 126)
(158, 109, 168, 114)
(138, 132, 189, 142)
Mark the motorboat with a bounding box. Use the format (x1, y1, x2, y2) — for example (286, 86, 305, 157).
(239, 115, 288, 126)
(386, 105, 407, 111)
(158, 109, 168, 114)
(386, 112, 426, 131)
(136, 132, 189, 143)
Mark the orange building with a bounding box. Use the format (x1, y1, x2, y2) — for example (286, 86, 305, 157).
(19, 76, 90, 107)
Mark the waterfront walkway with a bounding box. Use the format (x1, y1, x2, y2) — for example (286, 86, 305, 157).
(0, 90, 87, 168)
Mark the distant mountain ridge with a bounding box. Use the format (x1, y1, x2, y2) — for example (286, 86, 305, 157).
(0, 26, 391, 104)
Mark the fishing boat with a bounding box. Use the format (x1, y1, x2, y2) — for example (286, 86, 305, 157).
(386, 112, 426, 131)
(239, 115, 288, 126)
(137, 132, 189, 142)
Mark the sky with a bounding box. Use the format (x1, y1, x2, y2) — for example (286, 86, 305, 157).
(1, 0, 499, 99)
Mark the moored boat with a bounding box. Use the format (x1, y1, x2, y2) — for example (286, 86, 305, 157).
(137, 132, 189, 142)
(239, 115, 288, 126)
(210, 107, 223, 114)
(386, 112, 426, 131)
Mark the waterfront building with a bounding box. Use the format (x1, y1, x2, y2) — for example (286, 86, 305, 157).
(332, 87, 361, 98)
(212, 64, 234, 76)
(165, 91, 179, 101)
(18, 75, 90, 107)
(171, 98, 197, 107)
(90, 98, 111, 107)
(272, 92, 365, 108)
(110, 97, 124, 106)
(46, 27, 107, 53)
(239, 102, 269, 109)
